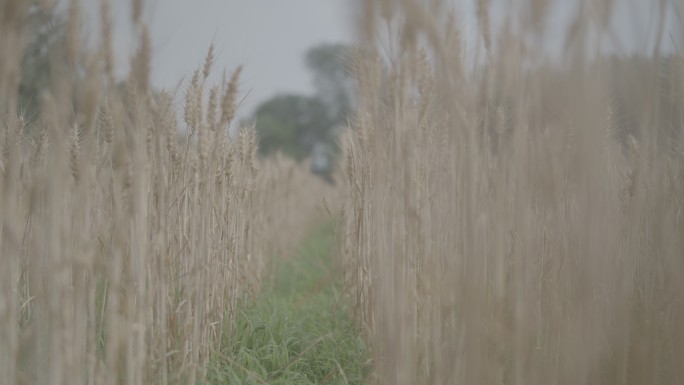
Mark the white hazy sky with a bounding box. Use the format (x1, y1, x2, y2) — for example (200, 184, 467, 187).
(74, 0, 680, 119)
(78, 0, 356, 119)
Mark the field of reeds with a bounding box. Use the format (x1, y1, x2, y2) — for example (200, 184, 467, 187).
(342, 0, 684, 384)
(0, 1, 339, 384)
(2, 0, 684, 384)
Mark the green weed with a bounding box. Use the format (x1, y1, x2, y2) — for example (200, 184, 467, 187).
(205, 222, 368, 385)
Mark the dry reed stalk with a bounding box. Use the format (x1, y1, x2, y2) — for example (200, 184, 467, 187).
(0, 2, 310, 384)
(344, 1, 684, 384)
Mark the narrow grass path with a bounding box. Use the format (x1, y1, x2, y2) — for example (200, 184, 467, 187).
(204, 221, 368, 385)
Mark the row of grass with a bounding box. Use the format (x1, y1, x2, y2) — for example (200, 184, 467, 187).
(204, 220, 368, 385)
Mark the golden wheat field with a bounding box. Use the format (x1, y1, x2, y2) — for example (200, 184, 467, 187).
(1, 0, 683, 384)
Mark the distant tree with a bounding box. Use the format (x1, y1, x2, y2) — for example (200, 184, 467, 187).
(305, 43, 355, 126)
(252, 43, 355, 184)
(254, 94, 330, 160)
(19, 5, 68, 121)
(602, 53, 683, 149)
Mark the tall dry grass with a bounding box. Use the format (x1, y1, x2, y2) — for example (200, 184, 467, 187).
(0, 1, 312, 384)
(257, 154, 343, 265)
(343, 1, 684, 384)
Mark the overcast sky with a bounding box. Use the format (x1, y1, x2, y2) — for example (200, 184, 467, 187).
(78, 0, 355, 120)
(74, 0, 679, 120)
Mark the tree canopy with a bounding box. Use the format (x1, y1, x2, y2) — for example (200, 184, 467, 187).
(19, 6, 68, 121)
(253, 43, 355, 170)
(255, 94, 330, 160)
(305, 43, 354, 124)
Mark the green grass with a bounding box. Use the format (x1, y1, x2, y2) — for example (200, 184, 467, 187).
(204, 221, 368, 385)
